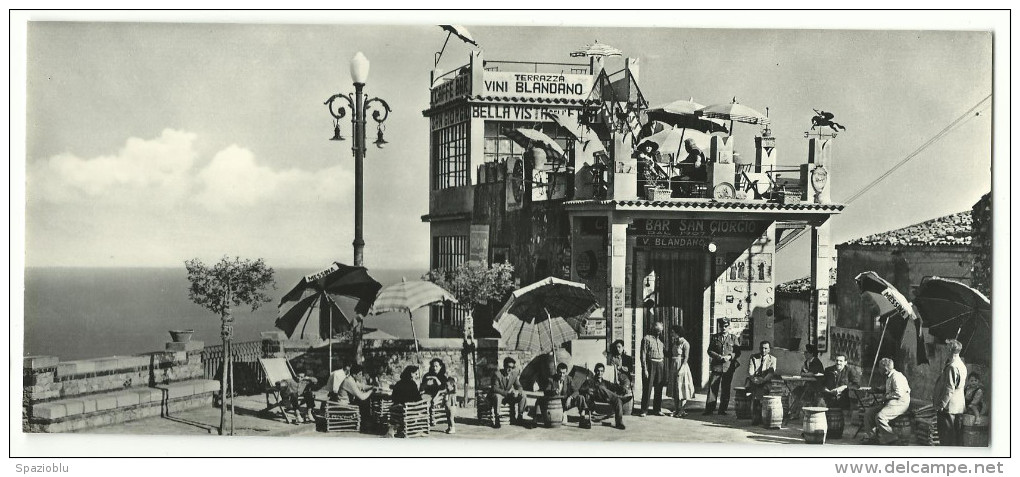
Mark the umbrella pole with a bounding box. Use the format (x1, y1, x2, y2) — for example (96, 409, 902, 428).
(410, 310, 421, 359)
(868, 315, 891, 387)
(328, 310, 333, 373)
(436, 32, 452, 67)
(545, 308, 556, 356)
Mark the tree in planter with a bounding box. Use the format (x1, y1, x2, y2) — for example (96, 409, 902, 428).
(185, 256, 275, 436)
(423, 261, 516, 403)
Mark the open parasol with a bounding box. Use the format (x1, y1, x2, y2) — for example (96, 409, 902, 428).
(697, 98, 771, 134)
(646, 99, 729, 134)
(435, 25, 478, 66)
(277, 262, 382, 371)
(544, 112, 607, 156)
(369, 278, 457, 357)
(570, 40, 623, 58)
(912, 277, 991, 362)
(494, 277, 599, 353)
(854, 271, 927, 383)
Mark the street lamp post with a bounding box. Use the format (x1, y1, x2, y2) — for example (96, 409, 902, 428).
(324, 52, 392, 267)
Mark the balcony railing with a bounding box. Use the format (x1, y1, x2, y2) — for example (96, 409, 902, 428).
(202, 339, 268, 395)
(483, 60, 591, 75)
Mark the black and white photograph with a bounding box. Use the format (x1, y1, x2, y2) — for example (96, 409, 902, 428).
(9, 9, 1009, 464)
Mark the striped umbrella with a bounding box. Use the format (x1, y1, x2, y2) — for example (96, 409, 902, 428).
(504, 127, 566, 158)
(494, 277, 599, 353)
(369, 278, 458, 356)
(697, 99, 771, 128)
(570, 40, 623, 58)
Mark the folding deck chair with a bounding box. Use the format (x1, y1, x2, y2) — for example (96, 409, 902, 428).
(259, 357, 300, 424)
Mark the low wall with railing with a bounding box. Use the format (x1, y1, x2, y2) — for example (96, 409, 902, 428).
(23, 340, 214, 433)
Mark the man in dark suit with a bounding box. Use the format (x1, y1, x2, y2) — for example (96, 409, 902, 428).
(488, 357, 526, 428)
(705, 318, 740, 415)
(535, 363, 589, 427)
(822, 353, 860, 410)
(583, 363, 627, 430)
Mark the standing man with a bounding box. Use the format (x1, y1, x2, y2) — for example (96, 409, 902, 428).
(862, 357, 911, 445)
(489, 357, 526, 428)
(705, 318, 740, 415)
(745, 340, 778, 425)
(638, 321, 667, 416)
(933, 339, 968, 446)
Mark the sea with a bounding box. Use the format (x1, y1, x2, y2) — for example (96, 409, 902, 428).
(23, 267, 427, 361)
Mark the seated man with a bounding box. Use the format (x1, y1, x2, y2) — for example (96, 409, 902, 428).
(339, 364, 377, 418)
(745, 340, 778, 425)
(822, 353, 860, 410)
(488, 357, 526, 428)
(862, 357, 911, 445)
(583, 363, 627, 430)
(535, 363, 589, 427)
(278, 372, 318, 423)
(324, 361, 352, 402)
(790, 344, 826, 413)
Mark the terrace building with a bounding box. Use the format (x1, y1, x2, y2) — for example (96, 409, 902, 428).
(421, 49, 843, 393)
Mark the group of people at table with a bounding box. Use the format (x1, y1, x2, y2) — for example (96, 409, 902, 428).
(277, 318, 987, 444)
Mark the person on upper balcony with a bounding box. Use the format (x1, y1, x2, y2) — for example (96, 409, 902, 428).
(677, 138, 708, 182)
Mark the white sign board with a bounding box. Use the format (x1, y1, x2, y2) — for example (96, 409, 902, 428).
(481, 72, 593, 101)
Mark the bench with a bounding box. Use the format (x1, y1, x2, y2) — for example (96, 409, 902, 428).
(27, 379, 219, 433)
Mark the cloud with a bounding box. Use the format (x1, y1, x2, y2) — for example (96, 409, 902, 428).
(28, 129, 197, 203)
(28, 128, 352, 212)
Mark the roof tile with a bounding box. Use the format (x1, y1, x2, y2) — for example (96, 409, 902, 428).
(842, 211, 972, 247)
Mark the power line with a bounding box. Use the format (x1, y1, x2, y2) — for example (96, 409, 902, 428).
(842, 94, 992, 205)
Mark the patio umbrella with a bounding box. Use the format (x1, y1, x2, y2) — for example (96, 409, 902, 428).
(503, 127, 566, 158)
(855, 271, 926, 383)
(435, 25, 478, 66)
(369, 278, 458, 357)
(697, 99, 771, 131)
(570, 40, 623, 58)
(494, 277, 599, 353)
(544, 112, 607, 156)
(277, 262, 382, 371)
(646, 99, 729, 134)
(912, 277, 991, 362)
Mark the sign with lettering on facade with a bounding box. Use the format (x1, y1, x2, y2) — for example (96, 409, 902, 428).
(610, 286, 625, 342)
(814, 288, 829, 352)
(581, 317, 607, 338)
(481, 72, 593, 101)
(431, 107, 471, 131)
(470, 104, 581, 122)
(633, 219, 770, 249)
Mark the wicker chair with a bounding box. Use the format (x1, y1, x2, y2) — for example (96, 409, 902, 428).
(323, 399, 361, 432)
(475, 390, 511, 426)
(390, 400, 431, 438)
(429, 391, 451, 427)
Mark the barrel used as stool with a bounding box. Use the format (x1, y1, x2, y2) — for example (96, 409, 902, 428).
(890, 414, 914, 445)
(961, 414, 990, 447)
(761, 395, 784, 429)
(802, 407, 828, 444)
(543, 397, 564, 428)
(826, 409, 846, 439)
(733, 387, 752, 419)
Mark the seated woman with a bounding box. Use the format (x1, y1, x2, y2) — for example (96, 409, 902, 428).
(964, 372, 987, 417)
(420, 358, 457, 434)
(676, 138, 708, 182)
(391, 365, 423, 405)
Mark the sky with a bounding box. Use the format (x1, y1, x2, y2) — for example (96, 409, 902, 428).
(22, 18, 993, 282)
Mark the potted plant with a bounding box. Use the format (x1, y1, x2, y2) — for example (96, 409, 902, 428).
(169, 329, 195, 343)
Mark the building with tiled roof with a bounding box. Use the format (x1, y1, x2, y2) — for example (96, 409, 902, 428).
(842, 211, 972, 247)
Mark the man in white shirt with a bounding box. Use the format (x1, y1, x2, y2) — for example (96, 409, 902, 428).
(324, 361, 351, 401)
(862, 357, 911, 445)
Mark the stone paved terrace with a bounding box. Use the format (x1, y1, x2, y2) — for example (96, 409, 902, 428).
(82, 393, 872, 446)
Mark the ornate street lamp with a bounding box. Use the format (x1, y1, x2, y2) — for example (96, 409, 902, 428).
(324, 52, 392, 267)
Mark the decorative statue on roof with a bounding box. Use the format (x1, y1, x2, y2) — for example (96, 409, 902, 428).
(811, 110, 846, 132)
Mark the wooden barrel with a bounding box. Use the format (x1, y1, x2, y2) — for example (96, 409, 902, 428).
(761, 395, 784, 429)
(826, 409, 845, 439)
(733, 387, 752, 419)
(891, 414, 913, 445)
(961, 415, 989, 447)
(802, 407, 828, 444)
(543, 398, 564, 428)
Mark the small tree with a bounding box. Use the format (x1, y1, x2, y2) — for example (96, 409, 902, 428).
(424, 261, 515, 403)
(185, 256, 275, 436)
(424, 261, 516, 334)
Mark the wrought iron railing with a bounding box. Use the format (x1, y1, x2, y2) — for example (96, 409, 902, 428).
(483, 60, 590, 74)
(202, 339, 267, 395)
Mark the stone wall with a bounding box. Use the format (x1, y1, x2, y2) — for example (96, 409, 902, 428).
(970, 192, 992, 299)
